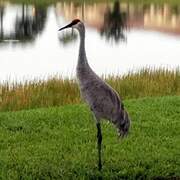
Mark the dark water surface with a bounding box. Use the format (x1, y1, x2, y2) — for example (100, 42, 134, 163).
(0, 1, 180, 81)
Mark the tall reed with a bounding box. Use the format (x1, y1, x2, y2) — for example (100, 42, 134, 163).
(0, 68, 179, 112)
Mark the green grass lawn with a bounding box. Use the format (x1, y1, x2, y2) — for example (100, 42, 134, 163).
(0, 96, 180, 179)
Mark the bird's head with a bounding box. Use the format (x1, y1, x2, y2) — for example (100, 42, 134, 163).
(58, 19, 84, 32)
(117, 110, 131, 138)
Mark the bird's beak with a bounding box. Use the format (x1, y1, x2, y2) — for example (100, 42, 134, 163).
(58, 22, 73, 31)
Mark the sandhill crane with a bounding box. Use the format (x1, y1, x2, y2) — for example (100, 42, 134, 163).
(59, 19, 130, 171)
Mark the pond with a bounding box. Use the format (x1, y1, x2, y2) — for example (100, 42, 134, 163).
(0, 1, 180, 82)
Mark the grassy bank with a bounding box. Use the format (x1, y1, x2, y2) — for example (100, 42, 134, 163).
(0, 96, 179, 179)
(0, 68, 179, 112)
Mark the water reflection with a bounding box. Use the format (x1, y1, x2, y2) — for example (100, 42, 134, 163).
(56, 1, 180, 36)
(0, 1, 180, 46)
(14, 4, 47, 42)
(100, 1, 127, 43)
(0, 1, 180, 82)
(58, 30, 78, 46)
(0, 4, 47, 45)
(0, 5, 4, 41)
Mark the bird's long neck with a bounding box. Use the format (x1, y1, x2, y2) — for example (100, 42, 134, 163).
(77, 25, 89, 68)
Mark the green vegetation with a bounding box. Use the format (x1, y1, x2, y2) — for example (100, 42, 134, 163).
(0, 96, 179, 179)
(0, 68, 179, 112)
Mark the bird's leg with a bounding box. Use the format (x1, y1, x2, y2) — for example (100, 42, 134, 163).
(91, 112, 103, 170)
(96, 122, 102, 171)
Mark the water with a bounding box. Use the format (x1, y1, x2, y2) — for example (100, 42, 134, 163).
(0, 1, 180, 82)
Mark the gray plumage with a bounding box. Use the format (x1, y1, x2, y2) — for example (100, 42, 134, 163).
(76, 21, 130, 136)
(59, 19, 131, 170)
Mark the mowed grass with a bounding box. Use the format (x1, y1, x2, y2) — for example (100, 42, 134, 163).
(0, 96, 179, 179)
(0, 68, 180, 112)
